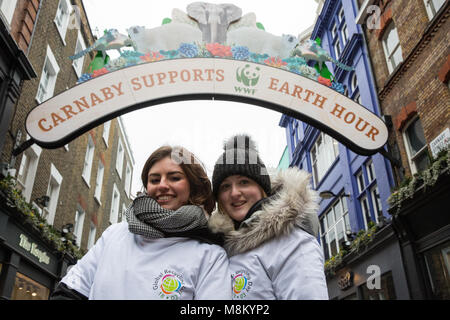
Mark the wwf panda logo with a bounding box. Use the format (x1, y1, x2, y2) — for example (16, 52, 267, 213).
(236, 64, 261, 87)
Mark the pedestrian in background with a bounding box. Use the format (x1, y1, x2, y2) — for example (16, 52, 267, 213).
(50, 145, 230, 300)
(209, 134, 329, 299)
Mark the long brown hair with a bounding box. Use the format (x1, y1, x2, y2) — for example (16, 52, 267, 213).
(141, 146, 215, 214)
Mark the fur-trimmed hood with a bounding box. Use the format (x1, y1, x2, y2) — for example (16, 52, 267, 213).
(208, 167, 320, 256)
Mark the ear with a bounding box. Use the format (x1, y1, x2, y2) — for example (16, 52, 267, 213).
(221, 4, 242, 24)
(187, 2, 208, 25)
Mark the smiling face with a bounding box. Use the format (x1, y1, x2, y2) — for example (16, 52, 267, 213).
(146, 157, 191, 211)
(218, 175, 264, 222)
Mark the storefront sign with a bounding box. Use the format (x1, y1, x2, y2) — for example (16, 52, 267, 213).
(430, 128, 450, 158)
(338, 271, 354, 291)
(25, 59, 388, 155)
(19, 234, 50, 265)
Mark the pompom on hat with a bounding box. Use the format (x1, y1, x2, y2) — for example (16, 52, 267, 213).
(212, 134, 271, 198)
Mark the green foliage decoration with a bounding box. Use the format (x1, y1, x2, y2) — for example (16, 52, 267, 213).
(0, 176, 85, 260)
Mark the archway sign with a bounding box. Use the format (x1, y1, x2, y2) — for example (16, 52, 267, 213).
(25, 3, 388, 156)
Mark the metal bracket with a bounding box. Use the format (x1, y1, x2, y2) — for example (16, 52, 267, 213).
(12, 139, 34, 157)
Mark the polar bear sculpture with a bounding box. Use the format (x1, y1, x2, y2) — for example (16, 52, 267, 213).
(227, 27, 297, 58)
(127, 22, 202, 53)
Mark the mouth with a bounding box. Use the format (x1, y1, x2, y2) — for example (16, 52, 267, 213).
(156, 195, 175, 203)
(232, 201, 246, 208)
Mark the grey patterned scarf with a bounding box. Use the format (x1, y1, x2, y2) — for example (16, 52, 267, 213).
(125, 195, 224, 245)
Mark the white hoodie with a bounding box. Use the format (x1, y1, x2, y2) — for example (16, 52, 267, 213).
(61, 221, 231, 300)
(209, 167, 329, 300)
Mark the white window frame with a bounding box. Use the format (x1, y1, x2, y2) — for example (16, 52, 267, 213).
(102, 121, 111, 146)
(423, 0, 445, 20)
(87, 222, 97, 249)
(341, 24, 349, 46)
(82, 135, 95, 187)
(334, 40, 341, 60)
(319, 196, 350, 260)
(74, 206, 86, 247)
(116, 138, 124, 179)
(360, 195, 372, 230)
(356, 171, 365, 194)
(54, 0, 72, 44)
(121, 203, 127, 223)
(331, 23, 337, 39)
(124, 163, 132, 198)
(310, 133, 339, 187)
(94, 161, 104, 204)
(382, 23, 403, 74)
(42, 164, 63, 225)
(350, 73, 358, 93)
(36, 46, 60, 104)
(0, 0, 18, 26)
(366, 160, 376, 183)
(110, 184, 120, 224)
(402, 116, 429, 174)
(370, 185, 382, 223)
(338, 6, 345, 23)
(16, 142, 42, 203)
(72, 30, 86, 77)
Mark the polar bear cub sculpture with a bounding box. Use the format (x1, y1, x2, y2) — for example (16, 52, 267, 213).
(227, 27, 298, 58)
(127, 23, 202, 53)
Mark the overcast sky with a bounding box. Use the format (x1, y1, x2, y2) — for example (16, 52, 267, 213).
(82, 0, 320, 195)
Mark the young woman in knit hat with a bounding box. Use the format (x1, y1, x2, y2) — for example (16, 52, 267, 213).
(51, 146, 230, 300)
(209, 134, 329, 300)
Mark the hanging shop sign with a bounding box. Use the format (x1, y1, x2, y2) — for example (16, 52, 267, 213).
(24, 3, 388, 156)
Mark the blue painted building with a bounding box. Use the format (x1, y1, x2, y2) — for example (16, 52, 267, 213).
(280, 0, 410, 299)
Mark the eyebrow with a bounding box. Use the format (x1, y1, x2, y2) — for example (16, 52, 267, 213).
(148, 171, 185, 177)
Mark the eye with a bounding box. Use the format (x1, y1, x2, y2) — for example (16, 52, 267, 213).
(149, 178, 160, 184)
(219, 183, 230, 191)
(239, 179, 250, 185)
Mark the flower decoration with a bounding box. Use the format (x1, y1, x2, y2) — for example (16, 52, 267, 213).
(264, 57, 287, 68)
(140, 52, 164, 62)
(92, 67, 109, 78)
(318, 76, 332, 87)
(77, 73, 93, 84)
(332, 82, 345, 94)
(179, 43, 198, 58)
(206, 43, 232, 57)
(249, 53, 269, 64)
(160, 49, 180, 59)
(232, 46, 250, 60)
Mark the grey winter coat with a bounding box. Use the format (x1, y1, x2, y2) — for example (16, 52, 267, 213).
(209, 167, 329, 300)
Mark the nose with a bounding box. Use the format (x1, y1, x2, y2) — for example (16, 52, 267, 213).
(230, 184, 242, 198)
(158, 177, 170, 191)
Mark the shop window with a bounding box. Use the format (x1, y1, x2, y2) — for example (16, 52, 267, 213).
(424, 240, 450, 300)
(310, 132, 339, 187)
(36, 46, 60, 103)
(361, 272, 397, 300)
(11, 273, 50, 300)
(403, 116, 430, 174)
(382, 22, 403, 74)
(423, 0, 445, 20)
(0, 0, 18, 25)
(319, 196, 350, 260)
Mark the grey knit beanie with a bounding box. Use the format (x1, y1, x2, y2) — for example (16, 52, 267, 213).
(212, 134, 271, 198)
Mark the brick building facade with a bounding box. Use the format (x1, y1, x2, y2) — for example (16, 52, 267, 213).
(357, 0, 450, 299)
(0, 0, 134, 300)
